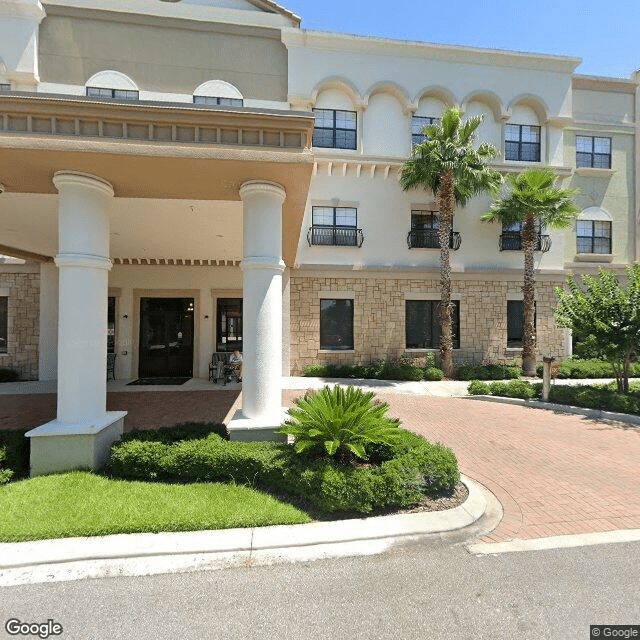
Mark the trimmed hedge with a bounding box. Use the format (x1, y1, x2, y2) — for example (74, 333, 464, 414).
(121, 422, 229, 444)
(302, 362, 444, 382)
(0, 429, 30, 482)
(548, 383, 640, 415)
(536, 358, 640, 379)
(108, 429, 460, 514)
(457, 363, 522, 381)
(468, 379, 542, 399)
(0, 368, 19, 383)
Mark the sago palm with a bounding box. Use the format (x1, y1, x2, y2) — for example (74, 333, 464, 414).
(482, 167, 579, 376)
(401, 107, 502, 377)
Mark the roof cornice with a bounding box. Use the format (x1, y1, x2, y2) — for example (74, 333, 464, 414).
(281, 28, 582, 73)
(572, 74, 638, 94)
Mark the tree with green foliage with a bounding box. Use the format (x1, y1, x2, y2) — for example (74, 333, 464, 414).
(555, 265, 640, 393)
(401, 107, 502, 378)
(482, 167, 579, 376)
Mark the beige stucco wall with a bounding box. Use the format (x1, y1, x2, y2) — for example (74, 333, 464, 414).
(38, 13, 288, 100)
(0, 265, 40, 380)
(289, 272, 568, 375)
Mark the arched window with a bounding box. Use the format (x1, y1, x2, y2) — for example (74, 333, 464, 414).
(193, 80, 243, 107)
(85, 71, 139, 101)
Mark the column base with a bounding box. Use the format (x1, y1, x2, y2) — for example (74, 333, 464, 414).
(226, 409, 289, 442)
(26, 411, 127, 477)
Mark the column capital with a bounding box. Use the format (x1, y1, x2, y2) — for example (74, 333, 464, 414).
(239, 180, 286, 203)
(241, 257, 286, 273)
(54, 253, 113, 271)
(53, 171, 114, 198)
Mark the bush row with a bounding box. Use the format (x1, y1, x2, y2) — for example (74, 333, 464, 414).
(548, 383, 640, 415)
(535, 358, 640, 379)
(467, 379, 542, 399)
(303, 362, 443, 382)
(108, 429, 460, 514)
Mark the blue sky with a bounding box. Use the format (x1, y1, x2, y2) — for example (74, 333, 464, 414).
(284, 0, 639, 79)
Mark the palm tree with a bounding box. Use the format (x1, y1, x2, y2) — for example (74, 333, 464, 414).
(482, 167, 579, 376)
(401, 107, 502, 377)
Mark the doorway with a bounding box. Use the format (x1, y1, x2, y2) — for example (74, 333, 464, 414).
(138, 297, 194, 378)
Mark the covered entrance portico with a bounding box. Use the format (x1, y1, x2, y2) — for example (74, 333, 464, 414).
(0, 92, 314, 475)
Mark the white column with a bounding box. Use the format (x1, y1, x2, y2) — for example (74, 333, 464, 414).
(54, 171, 113, 423)
(239, 180, 286, 424)
(26, 171, 126, 475)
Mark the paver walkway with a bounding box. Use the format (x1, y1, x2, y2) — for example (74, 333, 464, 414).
(1, 380, 639, 544)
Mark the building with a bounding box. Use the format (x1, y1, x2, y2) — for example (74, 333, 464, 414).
(0, 0, 638, 473)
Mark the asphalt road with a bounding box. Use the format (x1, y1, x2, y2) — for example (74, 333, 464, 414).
(1, 539, 639, 640)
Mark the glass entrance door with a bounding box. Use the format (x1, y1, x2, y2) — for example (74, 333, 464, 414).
(139, 298, 194, 378)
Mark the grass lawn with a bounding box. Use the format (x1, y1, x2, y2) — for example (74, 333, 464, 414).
(0, 471, 311, 542)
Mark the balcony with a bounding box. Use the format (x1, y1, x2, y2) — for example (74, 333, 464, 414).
(499, 232, 551, 253)
(407, 229, 461, 250)
(308, 226, 364, 247)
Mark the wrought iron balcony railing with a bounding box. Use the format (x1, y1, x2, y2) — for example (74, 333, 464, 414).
(407, 229, 461, 250)
(499, 232, 551, 253)
(307, 226, 364, 247)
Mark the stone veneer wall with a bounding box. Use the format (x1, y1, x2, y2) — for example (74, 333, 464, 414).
(289, 273, 568, 375)
(0, 270, 40, 380)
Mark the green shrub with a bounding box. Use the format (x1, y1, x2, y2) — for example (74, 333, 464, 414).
(535, 358, 640, 380)
(467, 380, 489, 395)
(303, 364, 333, 377)
(278, 385, 401, 460)
(0, 429, 30, 480)
(457, 363, 522, 381)
(424, 367, 444, 381)
(120, 422, 229, 444)
(0, 368, 19, 383)
(108, 428, 460, 514)
(304, 360, 438, 382)
(548, 383, 640, 414)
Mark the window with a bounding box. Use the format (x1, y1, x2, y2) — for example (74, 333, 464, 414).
(0, 84, 10, 92)
(405, 300, 460, 350)
(576, 220, 612, 254)
(107, 297, 116, 354)
(411, 116, 439, 147)
(217, 298, 243, 352)
(408, 211, 448, 249)
(0, 296, 6, 353)
(312, 109, 357, 149)
(505, 124, 540, 162)
(194, 96, 243, 107)
(86, 87, 139, 100)
(309, 206, 362, 246)
(320, 299, 354, 350)
(507, 300, 536, 348)
(500, 220, 544, 251)
(576, 136, 611, 169)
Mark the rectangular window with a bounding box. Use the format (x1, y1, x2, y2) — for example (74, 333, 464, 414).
(0, 84, 10, 92)
(501, 220, 543, 251)
(312, 108, 357, 150)
(0, 296, 7, 353)
(576, 220, 612, 254)
(505, 124, 541, 162)
(217, 298, 243, 352)
(310, 206, 360, 246)
(405, 300, 460, 350)
(576, 136, 611, 169)
(507, 300, 536, 348)
(320, 299, 354, 350)
(86, 87, 139, 101)
(107, 297, 116, 354)
(193, 96, 243, 107)
(411, 116, 439, 147)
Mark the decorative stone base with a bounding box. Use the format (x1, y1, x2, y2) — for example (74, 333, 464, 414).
(226, 409, 289, 442)
(26, 411, 127, 477)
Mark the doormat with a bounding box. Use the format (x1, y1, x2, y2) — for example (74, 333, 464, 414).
(127, 377, 191, 386)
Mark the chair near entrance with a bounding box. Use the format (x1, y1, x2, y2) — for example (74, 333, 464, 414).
(209, 351, 242, 385)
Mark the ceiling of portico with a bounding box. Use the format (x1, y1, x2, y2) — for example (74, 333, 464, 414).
(0, 193, 245, 264)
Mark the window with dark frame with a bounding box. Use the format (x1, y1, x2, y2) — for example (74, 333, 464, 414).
(107, 297, 116, 354)
(312, 108, 357, 149)
(193, 96, 243, 107)
(320, 299, 354, 350)
(507, 300, 536, 348)
(576, 220, 612, 254)
(576, 136, 611, 169)
(86, 87, 139, 101)
(310, 206, 359, 246)
(405, 300, 460, 350)
(501, 219, 543, 251)
(411, 116, 439, 147)
(505, 123, 541, 162)
(0, 296, 7, 354)
(217, 298, 243, 353)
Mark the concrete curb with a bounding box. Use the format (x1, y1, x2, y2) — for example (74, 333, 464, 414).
(465, 395, 640, 428)
(0, 475, 489, 586)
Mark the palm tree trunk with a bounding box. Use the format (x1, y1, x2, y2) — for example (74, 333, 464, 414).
(521, 212, 537, 376)
(438, 169, 455, 378)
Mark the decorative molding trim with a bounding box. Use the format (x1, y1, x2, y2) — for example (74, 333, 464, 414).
(112, 258, 241, 266)
(574, 167, 615, 178)
(53, 171, 114, 197)
(239, 180, 286, 202)
(55, 253, 112, 270)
